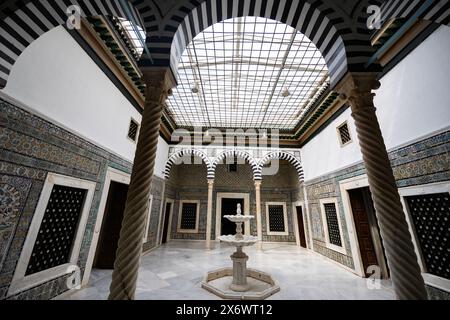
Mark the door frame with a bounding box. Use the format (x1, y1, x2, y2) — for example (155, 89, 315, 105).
(161, 198, 174, 244)
(142, 194, 154, 243)
(82, 167, 130, 286)
(339, 174, 389, 278)
(155, 181, 166, 246)
(215, 193, 250, 239)
(339, 175, 370, 277)
(292, 201, 308, 248)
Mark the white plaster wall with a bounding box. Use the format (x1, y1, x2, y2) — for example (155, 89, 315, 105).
(374, 25, 450, 150)
(154, 136, 169, 178)
(302, 25, 450, 181)
(2, 25, 169, 169)
(301, 108, 363, 181)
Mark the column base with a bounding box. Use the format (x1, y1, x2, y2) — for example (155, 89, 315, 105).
(230, 283, 250, 292)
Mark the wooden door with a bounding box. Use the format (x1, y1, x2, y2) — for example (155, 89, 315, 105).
(296, 206, 307, 248)
(94, 181, 128, 269)
(161, 202, 172, 244)
(348, 188, 378, 277)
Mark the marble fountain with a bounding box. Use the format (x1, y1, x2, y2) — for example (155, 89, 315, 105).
(201, 204, 280, 299)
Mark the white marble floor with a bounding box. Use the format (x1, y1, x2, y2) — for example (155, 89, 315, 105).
(64, 241, 396, 300)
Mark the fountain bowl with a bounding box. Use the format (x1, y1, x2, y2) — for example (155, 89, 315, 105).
(218, 235, 258, 247)
(223, 214, 254, 223)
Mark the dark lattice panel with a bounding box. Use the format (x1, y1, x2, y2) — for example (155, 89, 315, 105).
(338, 123, 351, 145)
(128, 119, 139, 141)
(324, 203, 342, 247)
(25, 185, 87, 276)
(406, 193, 450, 280)
(268, 205, 285, 232)
(180, 203, 197, 230)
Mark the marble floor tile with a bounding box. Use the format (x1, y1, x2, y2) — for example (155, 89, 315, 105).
(157, 271, 179, 280)
(64, 242, 396, 300)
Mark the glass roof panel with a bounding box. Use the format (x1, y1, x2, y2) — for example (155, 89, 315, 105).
(118, 18, 146, 58)
(166, 16, 330, 130)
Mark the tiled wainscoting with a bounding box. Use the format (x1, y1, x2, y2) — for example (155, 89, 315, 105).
(0, 98, 163, 299)
(305, 129, 449, 299)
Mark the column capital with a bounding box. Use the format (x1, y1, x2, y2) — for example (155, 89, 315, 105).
(254, 180, 262, 188)
(141, 67, 177, 104)
(207, 179, 215, 186)
(335, 72, 381, 111)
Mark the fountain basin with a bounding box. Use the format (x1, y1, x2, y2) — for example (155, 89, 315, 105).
(201, 203, 279, 300)
(218, 235, 258, 247)
(201, 267, 280, 300)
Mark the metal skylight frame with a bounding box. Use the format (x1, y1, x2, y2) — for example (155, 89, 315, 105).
(118, 19, 146, 57)
(166, 16, 330, 130)
(117, 0, 151, 61)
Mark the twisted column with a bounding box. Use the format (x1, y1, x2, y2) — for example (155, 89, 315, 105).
(254, 181, 263, 250)
(339, 73, 427, 300)
(108, 69, 175, 300)
(206, 179, 214, 249)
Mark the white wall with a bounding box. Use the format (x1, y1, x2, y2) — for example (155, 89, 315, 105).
(154, 136, 169, 178)
(302, 25, 450, 182)
(2, 26, 169, 170)
(301, 108, 363, 181)
(375, 25, 450, 150)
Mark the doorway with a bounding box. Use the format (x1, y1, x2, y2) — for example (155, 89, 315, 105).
(216, 193, 250, 238)
(161, 201, 173, 244)
(221, 198, 244, 235)
(93, 181, 129, 269)
(348, 187, 389, 278)
(295, 206, 307, 248)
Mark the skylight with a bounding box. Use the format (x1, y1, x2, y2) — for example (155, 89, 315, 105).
(166, 16, 330, 131)
(118, 18, 146, 58)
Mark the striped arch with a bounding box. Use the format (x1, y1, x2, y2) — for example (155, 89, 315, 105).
(0, 0, 145, 89)
(164, 149, 213, 180)
(380, 0, 450, 26)
(211, 150, 259, 181)
(169, 0, 352, 87)
(258, 151, 304, 182)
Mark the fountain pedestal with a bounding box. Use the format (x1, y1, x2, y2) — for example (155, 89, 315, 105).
(230, 247, 249, 292)
(201, 204, 280, 299)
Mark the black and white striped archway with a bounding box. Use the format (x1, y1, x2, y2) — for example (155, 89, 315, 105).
(169, 0, 351, 86)
(258, 151, 304, 182)
(0, 0, 154, 89)
(1, 1, 449, 90)
(164, 149, 213, 180)
(380, 0, 450, 26)
(211, 149, 259, 181)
